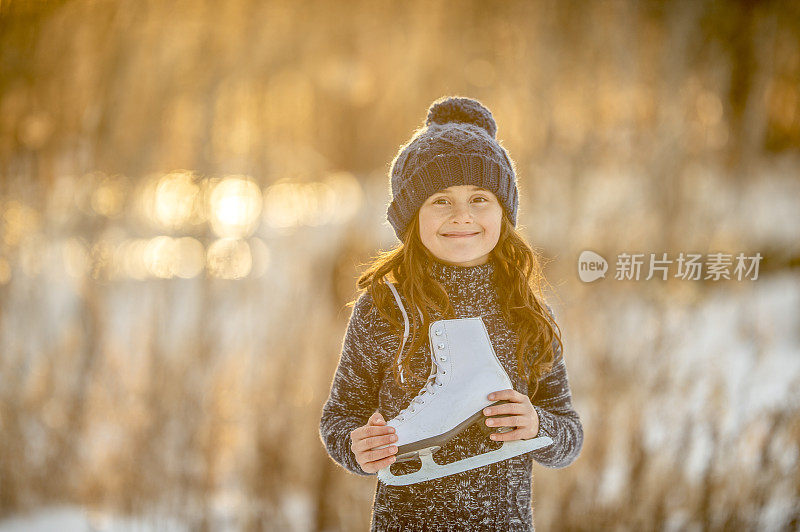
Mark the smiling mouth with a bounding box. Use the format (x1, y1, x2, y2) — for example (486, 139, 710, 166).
(441, 232, 480, 238)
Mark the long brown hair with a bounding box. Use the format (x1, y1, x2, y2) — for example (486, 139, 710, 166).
(353, 210, 563, 398)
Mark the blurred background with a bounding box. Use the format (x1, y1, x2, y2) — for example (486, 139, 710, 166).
(1, 0, 799, 530)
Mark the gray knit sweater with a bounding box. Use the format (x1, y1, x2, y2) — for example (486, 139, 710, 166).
(319, 258, 583, 531)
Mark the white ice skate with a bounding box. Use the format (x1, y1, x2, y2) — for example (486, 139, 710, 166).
(374, 280, 553, 486)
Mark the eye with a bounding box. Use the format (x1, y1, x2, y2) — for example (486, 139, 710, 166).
(473, 196, 488, 203)
(432, 197, 449, 205)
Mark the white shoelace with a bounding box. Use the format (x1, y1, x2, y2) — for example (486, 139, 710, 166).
(383, 277, 424, 385)
(396, 353, 447, 422)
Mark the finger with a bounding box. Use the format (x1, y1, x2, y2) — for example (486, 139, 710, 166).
(487, 389, 525, 402)
(488, 427, 530, 442)
(352, 425, 395, 449)
(362, 432, 399, 452)
(350, 426, 363, 443)
(368, 412, 385, 425)
(354, 439, 396, 464)
(484, 415, 528, 429)
(483, 403, 524, 417)
(359, 425, 395, 440)
(363, 454, 397, 473)
(364, 444, 398, 463)
(351, 424, 391, 446)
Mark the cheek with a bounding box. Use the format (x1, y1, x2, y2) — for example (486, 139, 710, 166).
(483, 212, 502, 242)
(482, 207, 502, 228)
(417, 211, 439, 241)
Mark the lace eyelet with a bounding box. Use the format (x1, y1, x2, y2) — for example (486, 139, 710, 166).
(438, 382, 443, 387)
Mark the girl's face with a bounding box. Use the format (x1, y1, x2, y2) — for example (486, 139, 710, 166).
(418, 185, 503, 267)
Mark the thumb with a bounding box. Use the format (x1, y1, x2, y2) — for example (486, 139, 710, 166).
(369, 412, 385, 425)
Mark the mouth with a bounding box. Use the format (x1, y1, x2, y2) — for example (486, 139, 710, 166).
(440, 231, 480, 238)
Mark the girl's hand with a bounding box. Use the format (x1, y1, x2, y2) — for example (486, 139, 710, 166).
(350, 412, 398, 474)
(483, 389, 540, 441)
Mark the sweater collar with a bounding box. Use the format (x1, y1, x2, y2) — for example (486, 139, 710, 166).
(426, 256, 498, 310)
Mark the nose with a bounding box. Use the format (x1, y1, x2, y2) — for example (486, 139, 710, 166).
(450, 202, 473, 223)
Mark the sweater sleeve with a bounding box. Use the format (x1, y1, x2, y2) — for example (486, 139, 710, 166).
(319, 292, 384, 476)
(528, 305, 584, 468)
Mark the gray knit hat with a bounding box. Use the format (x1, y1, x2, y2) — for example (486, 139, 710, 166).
(386, 96, 519, 241)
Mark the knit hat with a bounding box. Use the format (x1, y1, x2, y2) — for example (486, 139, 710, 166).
(386, 96, 519, 241)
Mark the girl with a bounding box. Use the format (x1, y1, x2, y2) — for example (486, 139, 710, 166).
(319, 96, 583, 531)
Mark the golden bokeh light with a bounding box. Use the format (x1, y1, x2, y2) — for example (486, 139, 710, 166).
(304, 182, 337, 227)
(91, 176, 128, 218)
(154, 171, 202, 231)
(324, 171, 363, 223)
(143, 236, 178, 279)
(207, 176, 262, 238)
(262, 171, 362, 228)
(206, 238, 252, 279)
(262, 180, 307, 228)
(115, 236, 205, 280)
(116, 238, 149, 280)
(2, 200, 41, 248)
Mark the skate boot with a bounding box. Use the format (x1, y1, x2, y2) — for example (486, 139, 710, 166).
(374, 316, 553, 486)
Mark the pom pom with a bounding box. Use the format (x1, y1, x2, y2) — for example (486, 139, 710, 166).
(425, 96, 497, 138)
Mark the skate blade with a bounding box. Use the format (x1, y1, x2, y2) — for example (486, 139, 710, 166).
(377, 436, 553, 486)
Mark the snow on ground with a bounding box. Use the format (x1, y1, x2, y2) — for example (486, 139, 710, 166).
(0, 506, 187, 532)
(0, 489, 314, 532)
